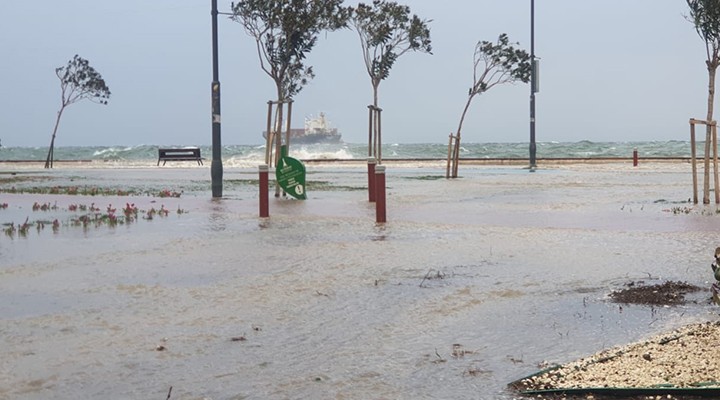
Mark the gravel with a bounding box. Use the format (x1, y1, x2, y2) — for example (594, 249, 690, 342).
(515, 321, 720, 398)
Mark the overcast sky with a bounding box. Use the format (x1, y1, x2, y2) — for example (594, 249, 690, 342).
(0, 1, 712, 147)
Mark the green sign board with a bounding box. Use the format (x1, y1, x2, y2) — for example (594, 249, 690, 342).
(276, 155, 307, 200)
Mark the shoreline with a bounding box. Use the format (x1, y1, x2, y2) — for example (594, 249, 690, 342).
(303, 156, 692, 165)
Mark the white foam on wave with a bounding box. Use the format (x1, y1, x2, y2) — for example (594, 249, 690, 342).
(92, 147, 120, 156)
(290, 147, 354, 160)
(92, 145, 140, 157)
(224, 153, 266, 168)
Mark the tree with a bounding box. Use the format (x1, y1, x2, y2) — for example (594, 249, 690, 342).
(447, 34, 530, 178)
(687, 0, 720, 204)
(45, 55, 110, 169)
(350, 0, 432, 108)
(231, 0, 350, 147)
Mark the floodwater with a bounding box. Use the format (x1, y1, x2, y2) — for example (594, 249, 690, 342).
(1, 161, 719, 399)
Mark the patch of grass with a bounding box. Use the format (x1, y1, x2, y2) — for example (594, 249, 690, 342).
(670, 206, 692, 215)
(224, 179, 365, 192)
(0, 173, 50, 183)
(308, 181, 365, 191)
(225, 179, 260, 187)
(1, 186, 137, 196)
(665, 206, 720, 215)
(403, 175, 445, 181)
(0, 185, 183, 198)
(653, 199, 691, 204)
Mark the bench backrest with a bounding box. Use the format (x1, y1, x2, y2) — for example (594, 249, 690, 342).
(158, 148, 201, 157)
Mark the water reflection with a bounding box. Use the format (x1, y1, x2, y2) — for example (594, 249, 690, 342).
(258, 218, 270, 229)
(371, 223, 387, 241)
(207, 198, 228, 232)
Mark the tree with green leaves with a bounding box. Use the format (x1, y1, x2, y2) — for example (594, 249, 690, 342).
(447, 34, 530, 178)
(687, 0, 720, 204)
(45, 55, 110, 169)
(351, 0, 432, 108)
(231, 0, 350, 150)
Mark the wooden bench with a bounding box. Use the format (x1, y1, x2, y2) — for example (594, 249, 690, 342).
(157, 147, 203, 166)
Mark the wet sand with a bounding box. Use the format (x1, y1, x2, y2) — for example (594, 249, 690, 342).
(1, 160, 719, 399)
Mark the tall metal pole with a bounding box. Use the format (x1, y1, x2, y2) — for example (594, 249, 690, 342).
(529, 0, 537, 169)
(211, 0, 224, 197)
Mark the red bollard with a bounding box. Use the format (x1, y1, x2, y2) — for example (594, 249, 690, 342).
(259, 164, 269, 218)
(633, 148, 638, 167)
(368, 157, 377, 202)
(375, 165, 386, 223)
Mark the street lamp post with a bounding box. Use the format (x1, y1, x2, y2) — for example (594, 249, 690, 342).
(211, 0, 223, 198)
(529, 0, 537, 170)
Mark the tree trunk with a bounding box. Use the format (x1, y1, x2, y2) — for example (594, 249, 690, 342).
(373, 81, 379, 109)
(45, 107, 64, 169)
(274, 85, 285, 197)
(370, 82, 380, 159)
(456, 95, 474, 143)
(704, 64, 717, 204)
(450, 95, 475, 178)
(274, 84, 285, 164)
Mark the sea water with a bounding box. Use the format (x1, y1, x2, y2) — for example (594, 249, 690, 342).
(0, 140, 704, 164)
(1, 161, 719, 399)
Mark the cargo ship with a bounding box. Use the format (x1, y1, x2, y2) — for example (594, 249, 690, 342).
(263, 112, 342, 144)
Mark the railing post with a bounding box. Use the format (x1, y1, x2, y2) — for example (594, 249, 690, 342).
(259, 164, 269, 218)
(375, 165, 386, 223)
(632, 147, 638, 167)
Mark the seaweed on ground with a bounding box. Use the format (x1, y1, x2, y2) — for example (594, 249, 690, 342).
(609, 280, 705, 306)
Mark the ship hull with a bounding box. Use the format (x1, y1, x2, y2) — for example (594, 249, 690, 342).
(262, 113, 342, 145)
(289, 134, 342, 145)
(262, 131, 343, 145)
